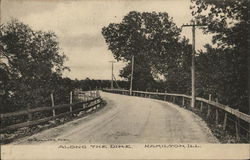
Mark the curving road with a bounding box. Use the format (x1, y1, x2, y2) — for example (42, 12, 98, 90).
(14, 92, 218, 144)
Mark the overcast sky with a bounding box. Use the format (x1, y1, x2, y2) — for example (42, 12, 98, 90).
(1, 0, 213, 80)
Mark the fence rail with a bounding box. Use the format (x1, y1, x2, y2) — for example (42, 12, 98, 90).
(103, 88, 250, 142)
(1, 90, 102, 133)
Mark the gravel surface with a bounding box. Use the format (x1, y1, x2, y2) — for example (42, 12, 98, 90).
(12, 92, 218, 144)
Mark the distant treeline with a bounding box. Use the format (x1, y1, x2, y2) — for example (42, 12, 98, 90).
(72, 78, 129, 90)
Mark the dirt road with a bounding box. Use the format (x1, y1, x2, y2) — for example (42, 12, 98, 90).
(14, 92, 218, 144)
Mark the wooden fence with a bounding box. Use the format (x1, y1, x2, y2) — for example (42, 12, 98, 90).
(0, 90, 102, 133)
(103, 88, 250, 142)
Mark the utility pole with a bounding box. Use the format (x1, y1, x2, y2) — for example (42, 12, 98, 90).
(109, 61, 115, 89)
(129, 55, 134, 95)
(182, 21, 207, 108)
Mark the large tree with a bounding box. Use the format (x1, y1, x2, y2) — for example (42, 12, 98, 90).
(191, 0, 249, 113)
(0, 19, 68, 112)
(102, 11, 191, 90)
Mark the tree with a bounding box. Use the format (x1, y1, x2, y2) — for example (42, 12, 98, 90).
(119, 60, 155, 90)
(102, 11, 186, 90)
(0, 19, 68, 112)
(157, 37, 192, 94)
(191, 0, 249, 113)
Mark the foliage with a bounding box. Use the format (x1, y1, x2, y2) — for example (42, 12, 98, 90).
(102, 5, 248, 114)
(119, 61, 155, 90)
(191, 0, 248, 113)
(102, 11, 192, 91)
(74, 78, 129, 90)
(102, 11, 180, 61)
(0, 19, 68, 112)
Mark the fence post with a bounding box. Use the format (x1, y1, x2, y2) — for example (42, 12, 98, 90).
(51, 93, 55, 117)
(82, 94, 85, 109)
(99, 97, 101, 107)
(235, 109, 240, 142)
(200, 101, 203, 112)
(94, 98, 97, 110)
(70, 91, 73, 112)
(95, 97, 98, 108)
(182, 97, 185, 107)
(95, 87, 98, 98)
(97, 89, 100, 97)
(164, 90, 167, 101)
(27, 104, 32, 121)
(215, 98, 219, 125)
(173, 96, 176, 103)
(207, 94, 211, 118)
(91, 90, 94, 98)
(235, 118, 239, 142)
(87, 94, 90, 101)
(223, 113, 227, 131)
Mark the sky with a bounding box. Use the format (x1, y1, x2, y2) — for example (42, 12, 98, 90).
(1, 0, 213, 80)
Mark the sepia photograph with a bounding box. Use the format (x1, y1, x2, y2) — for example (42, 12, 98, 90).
(0, 0, 249, 159)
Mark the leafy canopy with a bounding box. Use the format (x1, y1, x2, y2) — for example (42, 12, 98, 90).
(191, 0, 248, 112)
(0, 19, 68, 111)
(102, 11, 192, 90)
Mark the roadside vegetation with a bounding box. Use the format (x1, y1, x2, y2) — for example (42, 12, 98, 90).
(102, 0, 248, 114)
(0, 0, 248, 144)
